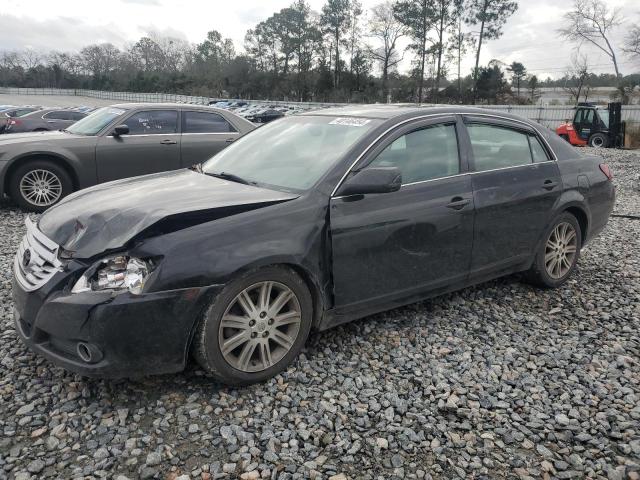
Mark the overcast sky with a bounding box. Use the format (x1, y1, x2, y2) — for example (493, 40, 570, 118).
(2, 0, 639, 79)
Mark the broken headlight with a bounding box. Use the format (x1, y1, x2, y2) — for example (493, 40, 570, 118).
(71, 256, 154, 295)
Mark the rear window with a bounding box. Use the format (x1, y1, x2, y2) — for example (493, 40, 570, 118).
(183, 111, 236, 133)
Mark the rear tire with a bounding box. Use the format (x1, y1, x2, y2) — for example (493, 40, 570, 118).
(8, 159, 73, 212)
(588, 132, 608, 148)
(193, 266, 313, 386)
(525, 213, 582, 288)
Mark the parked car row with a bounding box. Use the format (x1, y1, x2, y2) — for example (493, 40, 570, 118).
(208, 100, 307, 124)
(0, 103, 255, 210)
(0, 105, 98, 134)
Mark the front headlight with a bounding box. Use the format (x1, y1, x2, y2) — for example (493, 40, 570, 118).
(72, 256, 153, 295)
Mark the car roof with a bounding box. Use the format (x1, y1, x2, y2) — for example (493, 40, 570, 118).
(110, 103, 226, 110)
(305, 104, 540, 126)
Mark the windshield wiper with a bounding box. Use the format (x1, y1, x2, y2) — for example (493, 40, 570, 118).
(205, 171, 253, 185)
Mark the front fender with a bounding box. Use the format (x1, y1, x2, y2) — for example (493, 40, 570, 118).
(2, 140, 97, 192)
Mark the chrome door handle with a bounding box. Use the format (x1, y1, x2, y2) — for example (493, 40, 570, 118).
(159, 139, 177, 145)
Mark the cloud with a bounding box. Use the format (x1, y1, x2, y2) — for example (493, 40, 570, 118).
(121, 0, 161, 5)
(0, 14, 128, 52)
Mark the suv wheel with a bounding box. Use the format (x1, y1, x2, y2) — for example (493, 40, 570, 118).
(8, 159, 73, 212)
(193, 266, 313, 385)
(525, 213, 582, 288)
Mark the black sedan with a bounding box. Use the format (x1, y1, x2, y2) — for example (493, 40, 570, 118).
(12, 106, 615, 385)
(246, 108, 285, 124)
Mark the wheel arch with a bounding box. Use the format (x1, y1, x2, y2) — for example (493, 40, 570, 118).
(4, 153, 79, 195)
(233, 260, 327, 330)
(563, 205, 588, 244)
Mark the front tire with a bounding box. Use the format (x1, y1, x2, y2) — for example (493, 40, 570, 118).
(8, 159, 73, 212)
(193, 266, 313, 385)
(525, 213, 582, 288)
(588, 132, 608, 148)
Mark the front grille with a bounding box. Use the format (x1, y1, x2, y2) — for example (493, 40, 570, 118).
(14, 216, 62, 292)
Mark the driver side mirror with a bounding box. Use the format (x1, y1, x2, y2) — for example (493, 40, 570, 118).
(336, 167, 402, 197)
(112, 124, 129, 136)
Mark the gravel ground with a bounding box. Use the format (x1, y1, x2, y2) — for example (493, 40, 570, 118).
(0, 147, 638, 480)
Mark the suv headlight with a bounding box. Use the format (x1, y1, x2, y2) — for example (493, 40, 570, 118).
(72, 256, 154, 295)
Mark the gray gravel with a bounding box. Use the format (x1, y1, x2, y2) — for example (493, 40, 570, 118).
(1, 147, 639, 480)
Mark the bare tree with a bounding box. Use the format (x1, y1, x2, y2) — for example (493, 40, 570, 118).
(559, 0, 623, 77)
(367, 1, 406, 101)
(563, 52, 591, 104)
(20, 49, 42, 70)
(623, 23, 640, 60)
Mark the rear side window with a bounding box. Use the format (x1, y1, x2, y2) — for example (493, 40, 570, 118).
(123, 110, 178, 135)
(529, 136, 549, 163)
(368, 123, 460, 184)
(468, 124, 533, 171)
(183, 111, 236, 133)
(70, 112, 86, 121)
(43, 111, 70, 120)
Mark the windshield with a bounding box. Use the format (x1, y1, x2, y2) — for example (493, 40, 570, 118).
(203, 116, 380, 191)
(67, 107, 127, 135)
(598, 110, 610, 128)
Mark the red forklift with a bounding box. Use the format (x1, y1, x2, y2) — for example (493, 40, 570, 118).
(556, 102, 625, 148)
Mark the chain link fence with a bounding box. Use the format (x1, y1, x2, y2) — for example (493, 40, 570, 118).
(2, 87, 639, 129)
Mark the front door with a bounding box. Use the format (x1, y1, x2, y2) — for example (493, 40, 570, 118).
(462, 118, 562, 275)
(95, 109, 181, 183)
(330, 117, 474, 311)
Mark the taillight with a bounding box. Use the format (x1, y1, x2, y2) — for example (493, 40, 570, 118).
(599, 163, 613, 180)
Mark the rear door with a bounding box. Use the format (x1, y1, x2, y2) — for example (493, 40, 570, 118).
(180, 110, 239, 166)
(330, 116, 475, 310)
(95, 109, 181, 182)
(462, 117, 562, 276)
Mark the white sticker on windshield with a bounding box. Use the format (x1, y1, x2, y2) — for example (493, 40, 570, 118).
(329, 117, 371, 127)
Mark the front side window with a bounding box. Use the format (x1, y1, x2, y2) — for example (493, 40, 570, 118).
(203, 116, 381, 191)
(123, 110, 178, 135)
(183, 111, 236, 133)
(468, 124, 533, 171)
(368, 123, 460, 184)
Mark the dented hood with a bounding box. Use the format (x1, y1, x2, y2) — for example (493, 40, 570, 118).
(38, 169, 298, 258)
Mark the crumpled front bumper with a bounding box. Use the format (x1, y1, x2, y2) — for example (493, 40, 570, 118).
(12, 276, 223, 378)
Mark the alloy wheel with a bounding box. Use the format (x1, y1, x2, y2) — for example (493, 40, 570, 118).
(218, 281, 302, 373)
(19, 169, 63, 207)
(544, 222, 578, 279)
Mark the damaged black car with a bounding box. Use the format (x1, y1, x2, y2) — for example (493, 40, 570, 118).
(12, 106, 615, 385)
